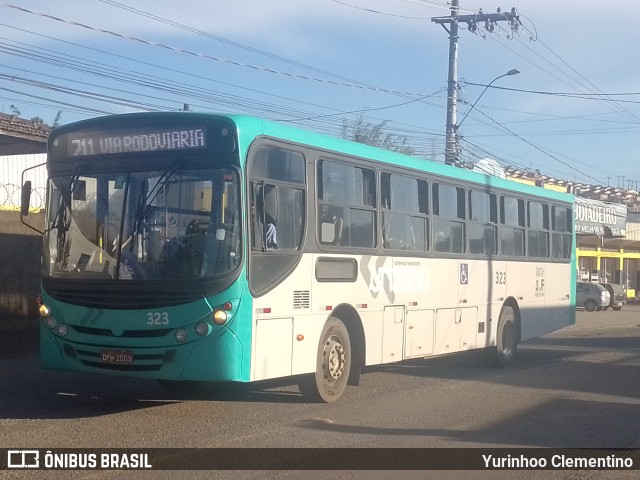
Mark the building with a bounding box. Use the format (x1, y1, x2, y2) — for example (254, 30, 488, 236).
(0, 112, 49, 155)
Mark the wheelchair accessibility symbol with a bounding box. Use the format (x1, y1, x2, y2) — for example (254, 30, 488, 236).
(460, 263, 469, 284)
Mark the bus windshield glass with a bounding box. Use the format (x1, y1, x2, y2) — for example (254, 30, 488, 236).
(43, 166, 241, 281)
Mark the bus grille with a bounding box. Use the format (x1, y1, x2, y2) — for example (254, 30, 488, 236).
(48, 289, 202, 309)
(73, 325, 172, 338)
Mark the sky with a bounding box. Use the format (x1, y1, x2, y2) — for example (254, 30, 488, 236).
(1, 0, 640, 188)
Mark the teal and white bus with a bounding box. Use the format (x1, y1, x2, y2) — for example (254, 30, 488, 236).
(22, 112, 575, 402)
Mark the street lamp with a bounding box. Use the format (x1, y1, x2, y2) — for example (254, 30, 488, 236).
(445, 68, 519, 165)
(457, 69, 520, 128)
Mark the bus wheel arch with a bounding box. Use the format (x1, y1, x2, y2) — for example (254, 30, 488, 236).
(493, 298, 520, 367)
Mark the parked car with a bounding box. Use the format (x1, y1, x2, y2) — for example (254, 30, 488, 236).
(576, 282, 610, 312)
(599, 283, 626, 311)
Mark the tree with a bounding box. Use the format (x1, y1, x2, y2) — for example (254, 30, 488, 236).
(52, 110, 63, 128)
(341, 114, 415, 156)
(7, 103, 61, 128)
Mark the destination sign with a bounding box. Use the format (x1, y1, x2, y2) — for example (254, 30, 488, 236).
(60, 127, 207, 156)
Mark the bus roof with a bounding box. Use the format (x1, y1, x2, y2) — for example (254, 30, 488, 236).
(51, 111, 573, 203)
(228, 114, 573, 204)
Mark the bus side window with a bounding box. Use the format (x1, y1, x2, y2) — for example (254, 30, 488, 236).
(317, 159, 376, 248)
(381, 173, 428, 252)
(257, 184, 278, 250)
(252, 182, 304, 252)
(500, 195, 525, 257)
(433, 182, 465, 253)
(551, 205, 572, 259)
(527, 201, 549, 258)
(319, 205, 345, 245)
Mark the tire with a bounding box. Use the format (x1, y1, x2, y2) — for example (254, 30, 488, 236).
(613, 305, 622, 311)
(494, 305, 518, 368)
(298, 317, 351, 403)
(584, 299, 597, 312)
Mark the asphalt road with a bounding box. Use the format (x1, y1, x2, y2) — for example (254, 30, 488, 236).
(1, 306, 639, 479)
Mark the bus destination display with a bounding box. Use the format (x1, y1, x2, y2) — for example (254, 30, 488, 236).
(60, 127, 207, 156)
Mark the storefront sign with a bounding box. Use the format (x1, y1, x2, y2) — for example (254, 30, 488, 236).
(574, 197, 627, 237)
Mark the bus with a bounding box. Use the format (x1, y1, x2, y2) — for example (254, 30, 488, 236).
(21, 112, 576, 402)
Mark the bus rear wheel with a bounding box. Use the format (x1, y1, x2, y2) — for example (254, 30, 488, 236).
(494, 305, 518, 368)
(298, 317, 351, 403)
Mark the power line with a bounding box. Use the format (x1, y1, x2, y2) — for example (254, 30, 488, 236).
(329, 0, 433, 19)
(467, 106, 605, 184)
(0, 24, 355, 118)
(464, 82, 640, 105)
(97, 0, 385, 92)
(277, 89, 447, 122)
(0, 1, 424, 97)
(0, 19, 449, 153)
(0, 36, 447, 152)
(482, 23, 640, 123)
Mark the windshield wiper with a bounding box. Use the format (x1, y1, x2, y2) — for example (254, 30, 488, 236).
(128, 161, 181, 252)
(48, 164, 85, 233)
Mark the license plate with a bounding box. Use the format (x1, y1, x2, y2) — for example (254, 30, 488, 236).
(100, 349, 134, 364)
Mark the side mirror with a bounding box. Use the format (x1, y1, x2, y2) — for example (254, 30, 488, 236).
(21, 181, 32, 217)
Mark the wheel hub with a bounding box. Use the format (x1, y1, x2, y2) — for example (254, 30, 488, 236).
(323, 335, 345, 384)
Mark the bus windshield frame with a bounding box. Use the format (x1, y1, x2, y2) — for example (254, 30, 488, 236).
(43, 115, 242, 284)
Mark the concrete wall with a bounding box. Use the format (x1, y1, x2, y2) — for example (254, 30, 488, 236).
(0, 210, 44, 329)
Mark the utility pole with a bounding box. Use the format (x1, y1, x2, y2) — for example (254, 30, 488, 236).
(441, 0, 459, 166)
(432, 4, 521, 165)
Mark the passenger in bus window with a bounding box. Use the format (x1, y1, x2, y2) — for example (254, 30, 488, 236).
(265, 221, 277, 250)
(254, 184, 278, 251)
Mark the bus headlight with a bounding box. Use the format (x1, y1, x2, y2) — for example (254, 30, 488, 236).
(39, 304, 50, 318)
(212, 301, 233, 326)
(212, 310, 228, 325)
(56, 324, 69, 337)
(175, 328, 188, 343)
(195, 321, 209, 336)
(44, 316, 58, 329)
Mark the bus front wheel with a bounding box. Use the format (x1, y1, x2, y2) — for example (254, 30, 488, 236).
(494, 305, 518, 368)
(298, 317, 351, 403)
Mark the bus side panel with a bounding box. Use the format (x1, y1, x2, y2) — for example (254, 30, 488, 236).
(458, 259, 506, 349)
(181, 327, 247, 382)
(532, 262, 573, 339)
(510, 261, 570, 342)
(250, 254, 316, 381)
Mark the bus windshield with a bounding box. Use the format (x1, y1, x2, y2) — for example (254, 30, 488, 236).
(43, 166, 241, 281)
